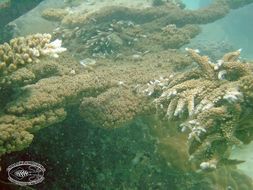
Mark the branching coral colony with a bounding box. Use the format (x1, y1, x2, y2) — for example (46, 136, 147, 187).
(0, 33, 66, 87)
(0, 34, 67, 160)
(144, 48, 253, 171)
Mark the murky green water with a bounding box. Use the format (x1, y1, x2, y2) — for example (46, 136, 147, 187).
(0, 0, 253, 189)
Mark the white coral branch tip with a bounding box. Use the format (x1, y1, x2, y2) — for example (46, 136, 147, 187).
(42, 39, 67, 58)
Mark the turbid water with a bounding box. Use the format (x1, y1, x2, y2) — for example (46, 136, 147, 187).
(0, 1, 253, 189)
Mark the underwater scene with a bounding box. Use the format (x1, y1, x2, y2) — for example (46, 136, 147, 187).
(0, 0, 253, 189)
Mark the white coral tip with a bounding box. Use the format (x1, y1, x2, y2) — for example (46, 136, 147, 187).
(214, 65, 219, 71)
(217, 59, 224, 66)
(50, 39, 63, 48)
(52, 53, 59, 58)
(218, 70, 227, 80)
(181, 126, 187, 132)
(223, 90, 243, 103)
(200, 161, 217, 170)
(194, 49, 200, 53)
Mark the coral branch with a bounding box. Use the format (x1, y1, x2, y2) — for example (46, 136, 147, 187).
(147, 48, 253, 170)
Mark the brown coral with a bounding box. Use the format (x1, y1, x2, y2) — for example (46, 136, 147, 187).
(80, 87, 148, 129)
(0, 108, 66, 156)
(55, 0, 241, 58)
(41, 8, 69, 22)
(0, 1, 253, 181)
(149, 48, 253, 170)
(0, 33, 66, 88)
(0, 34, 68, 158)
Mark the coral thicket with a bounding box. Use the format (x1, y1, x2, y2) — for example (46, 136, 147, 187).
(0, 33, 67, 158)
(147, 48, 253, 170)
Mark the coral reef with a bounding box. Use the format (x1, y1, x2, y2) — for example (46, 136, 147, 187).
(80, 88, 148, 129)
(41, 8, 69, 22)
(0, 2, 251, 168)
(48, 0, 253, 59)
(145, 48, 253, 170)
(0, 44, 184, 160)
(0, 108, 66, 155)
(0, 33, 66, 88)
(1, 104, 253, 190)
(49, 2, 228, 58)
(1, 1, 253, 188)
(0, 34, 67, 158)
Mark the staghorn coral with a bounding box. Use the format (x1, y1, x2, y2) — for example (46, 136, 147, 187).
(5, 45, 251, 171)
(146, 48, 253, 170)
